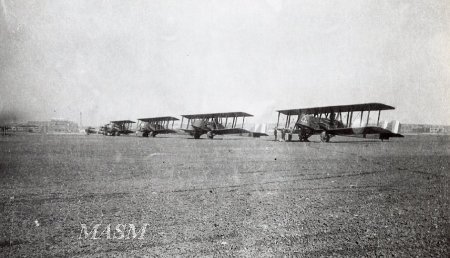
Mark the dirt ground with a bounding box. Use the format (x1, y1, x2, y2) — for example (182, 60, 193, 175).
(0, 134, 448, 257)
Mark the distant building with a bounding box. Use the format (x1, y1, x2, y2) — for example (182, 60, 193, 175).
(9, 122, 40, 133)
(47, 119, 79, 133)
(429, 126, 446, 134)
(9, 119, 79, 134)
(400, 124, 448, 134)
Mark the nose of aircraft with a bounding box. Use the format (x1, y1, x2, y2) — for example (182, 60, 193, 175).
(191, 120, 206, 129)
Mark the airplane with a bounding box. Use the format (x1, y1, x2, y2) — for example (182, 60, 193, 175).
(102, 120, 135, 136)
(84, 126, 98, 135)
(180, 112, 267, 139)
(137, 116, 179, 137)
(275, 103, 404, 142)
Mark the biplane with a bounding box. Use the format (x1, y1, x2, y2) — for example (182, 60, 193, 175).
(180, 112, 259, 139)
(276, 103, 404, 142)
(102, 120, 135, 136)
(137, 116, 179, 137)
(84, 126, 98, 135)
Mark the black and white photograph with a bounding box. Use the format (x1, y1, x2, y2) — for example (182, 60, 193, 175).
(0, 0, 448, 256)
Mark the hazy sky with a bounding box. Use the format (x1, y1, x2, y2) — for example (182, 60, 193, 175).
(1, 0, 449, 126)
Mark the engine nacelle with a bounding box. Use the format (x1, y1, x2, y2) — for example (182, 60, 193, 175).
(192, 120, 206, 129)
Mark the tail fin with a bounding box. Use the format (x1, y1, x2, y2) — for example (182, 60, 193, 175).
(384, 120, 401, 133)
(250, 123, 268, 137)
(254, 123, 267, 134)
(389, 120, 401, 134)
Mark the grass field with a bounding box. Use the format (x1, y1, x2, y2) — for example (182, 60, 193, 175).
(0, 134, 448, 256)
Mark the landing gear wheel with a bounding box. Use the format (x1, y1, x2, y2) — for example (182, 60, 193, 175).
(151, 132, 156, 137)
(320, 131, 330, 142)
(207, 131, 214, 139)
(299, 133, 309, 142)
(298, 128, 304, 142)
(143, 132, 149, 137)
(194, 131, 201, 139)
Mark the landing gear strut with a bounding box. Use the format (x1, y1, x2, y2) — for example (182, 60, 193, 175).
(320, 131, 330, 142)
(298, 128, 311, 142)
(287, 133, 292, 142)
(380, 134, 389, 142)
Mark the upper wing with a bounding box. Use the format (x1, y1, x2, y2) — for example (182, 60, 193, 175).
(138, 116, 179, 122)
(111, 120, 136, 124)
(278, 103, 395, 116)
(212, 128, 250, 135)
(182, 112, 253, 120)
(327, 126, 404, 137)
(154, 129, 178, 134)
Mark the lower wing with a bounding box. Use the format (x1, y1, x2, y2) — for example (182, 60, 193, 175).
(250, 132, 269, 137)
(327, 126, 404, 137)
(180, 129, 194, 135)
(154, 129, 178, 134)
(212, 128, 250, 135)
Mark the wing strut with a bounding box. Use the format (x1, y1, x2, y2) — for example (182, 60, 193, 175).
(377, 110, 381, 126)
(360, 111, 363, 126)
(276, 112, 280, 128)
(346, 112, 350, 127)
(349, 111, 353, 127)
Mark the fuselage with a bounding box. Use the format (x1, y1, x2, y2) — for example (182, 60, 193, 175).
(142, 123, 165, 132)
(102, 123, 133, 136)
(296, 115, 345, 131)
(189, 119, 227, 139)
(191, 119, 224, 132)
